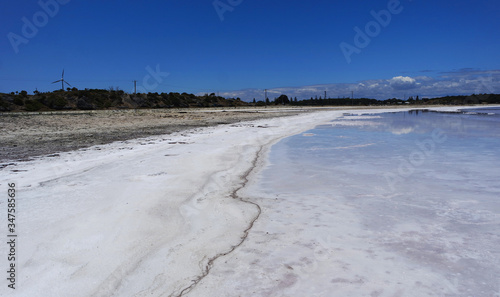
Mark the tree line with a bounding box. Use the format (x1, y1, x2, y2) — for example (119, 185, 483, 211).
(0, 89, 247, 112)
(1, 89, 499, 112)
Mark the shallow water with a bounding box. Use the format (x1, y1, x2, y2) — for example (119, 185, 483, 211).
(255, 108, 500, 296)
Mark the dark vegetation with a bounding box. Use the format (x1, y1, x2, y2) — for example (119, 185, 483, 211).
(288, 94, 500, 106)
(0, 89, 247, 112)
(1, 89, 499, 112)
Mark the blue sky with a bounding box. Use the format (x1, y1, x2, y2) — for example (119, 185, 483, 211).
(1, 0, 499, 100)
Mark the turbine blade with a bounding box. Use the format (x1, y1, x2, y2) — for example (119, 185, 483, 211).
(52, 80, 62, 84)
(62, 69, 64, 78)
(64, 81, 72, 87)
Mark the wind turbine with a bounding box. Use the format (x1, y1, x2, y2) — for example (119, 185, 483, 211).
(52, 69, 72, 90)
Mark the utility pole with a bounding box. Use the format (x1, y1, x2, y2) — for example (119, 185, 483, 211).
(265, 89, 267, 100)
(133, 80, 137, 94)
(325, 91, 327, 100)
(351, 91, 354, 105)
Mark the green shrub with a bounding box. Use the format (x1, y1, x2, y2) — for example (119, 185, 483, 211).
(52, 97, 68, 109)
(25, 100, 44, 111)
(13, 97, 24, 106)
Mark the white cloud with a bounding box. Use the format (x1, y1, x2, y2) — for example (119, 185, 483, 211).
(200, 70, 500, 101)
(390, 76, 418, 90)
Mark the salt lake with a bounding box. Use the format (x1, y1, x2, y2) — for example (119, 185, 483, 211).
(193, 107, 500, 296)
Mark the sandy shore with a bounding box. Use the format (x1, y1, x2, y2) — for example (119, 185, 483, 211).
(0, 108, 310, 163)
(0, 105, 448, 164)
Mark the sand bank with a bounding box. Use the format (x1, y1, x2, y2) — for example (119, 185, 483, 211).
(0, 108, 309, 163)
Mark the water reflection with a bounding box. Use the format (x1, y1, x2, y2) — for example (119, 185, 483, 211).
(338, 108, 500, 138)
(260, 107, 500, 295)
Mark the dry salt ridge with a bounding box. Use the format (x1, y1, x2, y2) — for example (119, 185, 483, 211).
(1, 106, 499, 296)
